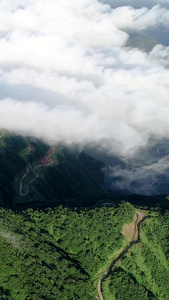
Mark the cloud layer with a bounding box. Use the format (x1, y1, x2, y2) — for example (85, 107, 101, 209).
(105, 154, 169, 195)
(0, 0, 169, 157)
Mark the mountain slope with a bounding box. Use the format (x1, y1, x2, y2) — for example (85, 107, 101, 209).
(0, 132, 104, 208)
(125, 30, 157, 52)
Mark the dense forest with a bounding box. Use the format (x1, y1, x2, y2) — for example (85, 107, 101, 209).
(102, 209, 169, 300)
(0, 132, 104, 208)
(0, 204, 169, 299)
(0, 131, 169, 299)
(0, 202, 134, 299)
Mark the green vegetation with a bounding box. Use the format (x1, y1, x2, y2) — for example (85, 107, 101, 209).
(0, 134, 27, 206)
(0, 202, 134, 299)
(102, 209, 169, 300)
(0, 203, 168, 300)
(0, 132, 104, 207)
(0, 131, 169, 300)
(34, 148, 104, 206)
(0, 132, 169, 210)
(26, 137, 50, 165)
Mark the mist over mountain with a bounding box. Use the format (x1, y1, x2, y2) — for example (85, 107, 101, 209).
(102, 139, 169, 195)
(102, 0, 169, 46)
(0, 3, 169, 300)
(0, 0, 169, 195)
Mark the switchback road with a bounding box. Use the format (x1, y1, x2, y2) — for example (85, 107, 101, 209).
(19, 147, 55, 196)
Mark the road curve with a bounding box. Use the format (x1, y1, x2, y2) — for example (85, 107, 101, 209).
(19, 166, 30, 196)
(19, 147, 55, 196)
(98, 213, 148, 300)
(21, 145, 34, 157)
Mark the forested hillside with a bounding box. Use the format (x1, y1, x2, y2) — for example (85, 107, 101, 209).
(0, 131, 104, 208)
(0, 131, 169, 300)
(0, 202, 134, 299)
(0, 203, 168, 299)
(102, 209, 169, 300)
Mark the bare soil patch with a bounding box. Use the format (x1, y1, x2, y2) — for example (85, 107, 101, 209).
(122, 210, 147, 241)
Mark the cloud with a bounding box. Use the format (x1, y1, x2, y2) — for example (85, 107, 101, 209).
(0, 0, 169, 158)
(0, 97, 145, 155)
(111, 5, 169, 30)
(104, 155, 169, 195)
(103, 0, 169, 10)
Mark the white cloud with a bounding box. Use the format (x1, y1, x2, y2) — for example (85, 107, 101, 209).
(0, 0, 169, 157)
(111, 5, 169, 30)
(105, 155, 169, 195)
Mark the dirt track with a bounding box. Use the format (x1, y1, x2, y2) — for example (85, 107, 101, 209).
(98, 211, 148, 300)
(21, 145, 34, 156)
(19, 147, 55, 196)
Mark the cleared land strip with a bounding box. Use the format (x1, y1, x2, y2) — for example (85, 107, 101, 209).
(98, 211, 148, 300)
(19, 146, 55, 196)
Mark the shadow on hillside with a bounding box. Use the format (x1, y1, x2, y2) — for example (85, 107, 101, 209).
(2, 190, 169, 212)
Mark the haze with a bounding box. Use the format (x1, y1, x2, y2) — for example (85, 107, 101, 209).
(0, 0, 169, 158)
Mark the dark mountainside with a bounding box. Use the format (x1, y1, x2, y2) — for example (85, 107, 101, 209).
(0, 131, 169, 300)
(0, 131, 169, 209)
(0, 132, 105, 208)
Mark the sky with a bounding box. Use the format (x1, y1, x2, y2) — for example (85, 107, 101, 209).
(103, 0, 169, 9)
(0, 0, 169, 159)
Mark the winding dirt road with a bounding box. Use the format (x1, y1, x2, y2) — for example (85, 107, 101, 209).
(19, 147, 55, 196)
(21, 145, 34, 157)
(98, 211, 148, 300)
